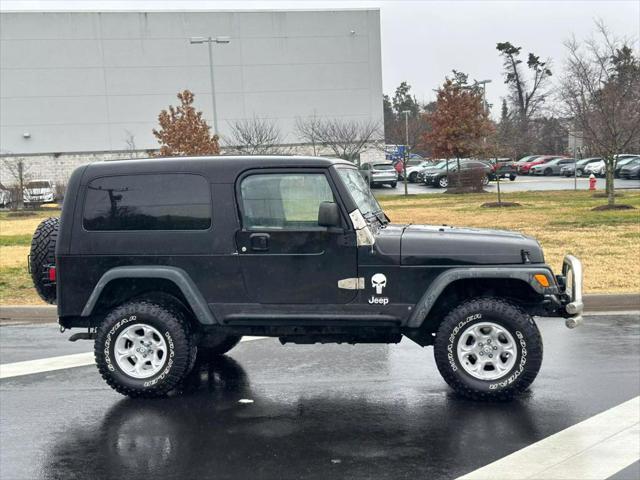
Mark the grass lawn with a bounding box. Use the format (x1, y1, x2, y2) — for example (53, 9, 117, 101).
(1, 191, 638, 305)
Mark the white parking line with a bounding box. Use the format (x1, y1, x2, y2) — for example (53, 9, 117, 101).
(0, 336, 266, 379)
(457, 396, 640, 480)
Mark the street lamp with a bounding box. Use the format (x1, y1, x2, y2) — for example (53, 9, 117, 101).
(401, 109, 411, 196)
(189, 36, 231, 133)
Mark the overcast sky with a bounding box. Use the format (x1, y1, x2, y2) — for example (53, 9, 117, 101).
(3, 0, 639, 118)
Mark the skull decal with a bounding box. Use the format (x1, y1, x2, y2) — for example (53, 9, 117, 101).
(371, 273, 387, 295)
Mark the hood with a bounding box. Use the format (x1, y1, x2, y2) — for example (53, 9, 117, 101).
(399, 224, 544, 265)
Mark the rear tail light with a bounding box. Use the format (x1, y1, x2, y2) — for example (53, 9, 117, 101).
(48, 265, 56, 282)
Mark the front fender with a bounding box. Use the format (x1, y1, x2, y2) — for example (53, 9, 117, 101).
(406, 267, 557, 328)
(80, 266, 216, 325)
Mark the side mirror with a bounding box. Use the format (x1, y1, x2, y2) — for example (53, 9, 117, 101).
(318, 202, 341, 228)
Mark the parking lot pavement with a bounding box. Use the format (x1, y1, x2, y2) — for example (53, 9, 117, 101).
(1, 315, 639, 480)
(376, 176, 640, 196)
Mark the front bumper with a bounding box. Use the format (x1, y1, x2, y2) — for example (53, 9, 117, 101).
(560, 255, 584, 328)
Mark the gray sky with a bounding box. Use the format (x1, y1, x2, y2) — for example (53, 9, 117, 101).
(3, 0, 639, 118)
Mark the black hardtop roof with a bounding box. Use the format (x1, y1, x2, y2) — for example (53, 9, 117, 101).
(81, 155, 355, 183)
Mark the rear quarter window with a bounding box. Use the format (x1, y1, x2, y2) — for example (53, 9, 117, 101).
(83, 173, 211, 231)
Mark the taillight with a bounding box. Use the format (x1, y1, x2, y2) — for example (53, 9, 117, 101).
(48, 265, 56, 282)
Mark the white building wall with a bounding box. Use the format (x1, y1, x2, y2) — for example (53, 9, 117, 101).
(0, 10, 383, 155)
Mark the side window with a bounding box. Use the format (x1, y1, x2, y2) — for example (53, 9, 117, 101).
(83, 174, 211, 231)
(240, 173, 335, 230)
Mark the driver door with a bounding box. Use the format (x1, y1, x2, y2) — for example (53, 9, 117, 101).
(235, 170, 357, 304)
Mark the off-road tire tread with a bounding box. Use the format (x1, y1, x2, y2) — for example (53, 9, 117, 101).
(29, 217, 59, 304)
(434, 297, 543, 401)
(94, 300, 194, 398)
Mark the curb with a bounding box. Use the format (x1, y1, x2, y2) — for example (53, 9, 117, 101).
(1, 293, 638, 324)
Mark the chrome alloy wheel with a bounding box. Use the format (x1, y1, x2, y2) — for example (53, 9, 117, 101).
(114, 324, 168, 379)
(456, 322, 517, 380)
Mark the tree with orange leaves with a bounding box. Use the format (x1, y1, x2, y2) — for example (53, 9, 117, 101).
(423, 73, 495, 160)
(421, 72, 495, 191)
(153, 90, 220, 157)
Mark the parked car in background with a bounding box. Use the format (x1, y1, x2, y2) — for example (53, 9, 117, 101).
(517, 155, 566, 175)
(416, 159, 456, 185)
(619, 158, 640, 179)
(516, 155, 542, 165)
(583, 160, 605, 177)
(360, 162, 398, 188)
(403, 160, 434, 182)
(23, 180, 56, 205)
(561, 157, 602, 177)
(531, 158, 575, 176)
(487, 158, 517, 181)
(422, 159, 491, 188)
(614, 156, 640, 177)
(0, 183, 13, 207)
(584, 155, 639, 178)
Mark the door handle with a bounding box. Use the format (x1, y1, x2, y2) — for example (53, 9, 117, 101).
(249, 233, 270, 251)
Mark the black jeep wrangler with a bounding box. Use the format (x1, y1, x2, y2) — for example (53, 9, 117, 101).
(30, 156, 583, 400)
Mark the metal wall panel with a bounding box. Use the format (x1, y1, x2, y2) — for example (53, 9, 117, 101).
(0, 10, 383, 154)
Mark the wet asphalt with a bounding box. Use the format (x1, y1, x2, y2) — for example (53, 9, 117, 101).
(1, 314, 639, 480)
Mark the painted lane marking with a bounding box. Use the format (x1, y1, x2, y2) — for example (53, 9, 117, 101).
(457, 396, 640, 480)
(0, 336, 267, 379)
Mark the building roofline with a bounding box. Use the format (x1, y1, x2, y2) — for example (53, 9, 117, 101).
(0, 8, 380, 14)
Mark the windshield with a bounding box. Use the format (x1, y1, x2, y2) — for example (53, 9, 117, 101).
(336, 168, 383, 218)
(26, 181, 51, 189)
(373, 163, 395, 170)
(433, 160, 449, 169)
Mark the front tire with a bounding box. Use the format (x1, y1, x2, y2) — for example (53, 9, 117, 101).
(409, 172, 418, 183)
(95, 300, 196, 398)
(433, 297, 543, 400)
(438, 176, 449, 188)
(389, 182, 397, 188)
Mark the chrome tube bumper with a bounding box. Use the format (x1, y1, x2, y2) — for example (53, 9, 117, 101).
(562, 255, 584, 328)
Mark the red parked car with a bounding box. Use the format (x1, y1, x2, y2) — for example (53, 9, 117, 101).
(518, 155, 567, 175)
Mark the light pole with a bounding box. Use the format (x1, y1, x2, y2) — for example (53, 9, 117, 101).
(401, 109, 411, 196)
(474, 79, 492, 114)
(189, 36, 230, 134)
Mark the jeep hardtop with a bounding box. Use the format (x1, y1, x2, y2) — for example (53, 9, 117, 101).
(30, 156, 583, 399)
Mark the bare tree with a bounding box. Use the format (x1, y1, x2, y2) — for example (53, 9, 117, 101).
(123, 130, 137, 158)
(294, 113, 322, 156)
(226, 116, 289, 155)
(1, 156, 32, 210)
(296, 117, 380, 164)
(559, 21, 640, 207)
(497, 42, 553, 157)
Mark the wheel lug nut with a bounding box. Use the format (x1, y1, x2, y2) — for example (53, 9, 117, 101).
(489, 354, 493, 358)
(487, 339, 491, 343)
(493, 346, 498, 350)
(480, 352, 484, 356)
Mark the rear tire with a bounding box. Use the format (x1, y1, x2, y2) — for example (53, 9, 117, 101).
(438, 176, 449, 188)
(390, 182, 398, 188)
(95, 300, 196, 398)
(433, 297, 543, 401)
(509, 174, 516, 181)
(29, 217, 59, 304)
(544, 168, 552, 176)
(409, 172, 418, 183)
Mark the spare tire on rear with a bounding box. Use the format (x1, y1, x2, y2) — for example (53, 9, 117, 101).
(30, 217, 59, 304)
